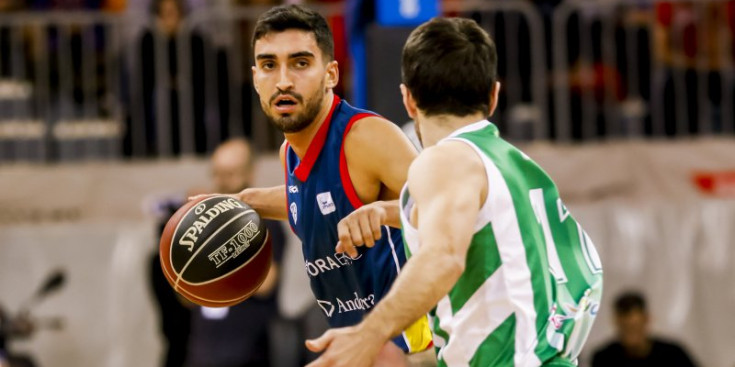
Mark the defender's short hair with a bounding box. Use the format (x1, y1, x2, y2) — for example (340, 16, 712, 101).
(402, 17, 498, 117)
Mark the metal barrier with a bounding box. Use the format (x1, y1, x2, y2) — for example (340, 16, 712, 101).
(0, 4, 343, 163)
(552, 0, 735, 141)
(0, 12, 125, 162)
(149, 3, 344, 156)
(1, 1, 733, 162)
(444, 0, 550, 141)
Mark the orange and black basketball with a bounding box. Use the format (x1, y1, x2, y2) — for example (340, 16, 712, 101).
(159, 195, 270, 307)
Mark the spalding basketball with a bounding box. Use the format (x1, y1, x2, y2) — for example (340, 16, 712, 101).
(159, 195, 270, 307)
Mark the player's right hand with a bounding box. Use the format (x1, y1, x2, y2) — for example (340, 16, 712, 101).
(187, 191, 242, 203)
(336, 202, 386, 258)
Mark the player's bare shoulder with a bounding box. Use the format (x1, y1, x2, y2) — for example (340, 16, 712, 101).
(343, 116, 418, 189)
(344, 116, 414, 152)
(408, 141, 487, 203)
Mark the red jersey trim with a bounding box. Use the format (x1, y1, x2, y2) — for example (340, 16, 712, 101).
(293, 94, 341, 182)
(339, 113, 377, 209)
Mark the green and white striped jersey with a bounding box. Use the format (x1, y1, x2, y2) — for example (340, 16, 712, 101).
(399, 120, 603, 367)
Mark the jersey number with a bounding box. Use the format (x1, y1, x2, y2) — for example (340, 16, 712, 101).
(529, 188, 602, 280)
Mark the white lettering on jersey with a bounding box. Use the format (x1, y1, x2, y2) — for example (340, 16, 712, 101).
(317, 300, 335, 317)
(336, 292, 375, 314)
(290, 202, 298, 224)
(317, 293, 375, 317)
(304, 252, 362, 277)
(557, 198, 570, 222)
(288, 185, 299, 194)
(316, 191, 336, 215)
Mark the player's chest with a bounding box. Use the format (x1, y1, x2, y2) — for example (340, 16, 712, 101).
(286, 177, 349, 227)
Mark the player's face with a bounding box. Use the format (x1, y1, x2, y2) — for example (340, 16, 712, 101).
(157, 0, 181, 35)
(252, 30, 337, 133)
(212, 153, 251, 193)
(615, 309, 649, 349)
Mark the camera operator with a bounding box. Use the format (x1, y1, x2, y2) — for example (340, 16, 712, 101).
(0, 306, 36, 367)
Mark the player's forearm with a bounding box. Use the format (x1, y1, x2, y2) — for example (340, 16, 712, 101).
(362, 243, 464, 340)
(240, 185, 288, 221)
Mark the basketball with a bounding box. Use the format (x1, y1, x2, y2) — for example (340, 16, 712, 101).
(159, 195, 271, 307)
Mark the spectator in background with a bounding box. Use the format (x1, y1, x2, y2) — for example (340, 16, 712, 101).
(27, 0, 102, 10)
(214, 0, 282, 148)
(0, 304, 42, 367)
(103, 0, 126, 12)
(183, 138, 286, 367)
(234, 0, 280, 4)
(0, 0, 38, 125)
(0, 0, 18, 78)
(0, 0, 28, 79)
(0, 0, 21, 12)
(653, 1, 735, 135)
(139, 0, 208, 156)
(592, 291, 698, 367)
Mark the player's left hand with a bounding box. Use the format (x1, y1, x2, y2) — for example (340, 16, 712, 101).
(305, 325, 393, 367)
(336, 203, 386, 257)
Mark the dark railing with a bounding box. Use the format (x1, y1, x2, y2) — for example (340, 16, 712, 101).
(0, 0, 732, 163)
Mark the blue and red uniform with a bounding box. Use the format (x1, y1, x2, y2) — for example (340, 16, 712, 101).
(284, 95, 431, 353)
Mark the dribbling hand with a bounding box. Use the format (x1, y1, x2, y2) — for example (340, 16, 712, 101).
(188, 192, 241, 203)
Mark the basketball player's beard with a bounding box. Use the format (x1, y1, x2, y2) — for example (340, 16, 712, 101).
(264, 86, 325, 134)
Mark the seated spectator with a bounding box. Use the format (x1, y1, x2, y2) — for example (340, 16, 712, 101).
(28, 0, 102, 10)
(653, 1, 735, 135)
(592, 291, 698, 367)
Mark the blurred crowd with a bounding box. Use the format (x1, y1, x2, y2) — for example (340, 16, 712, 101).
(0, 0, 340, 12)
(0, 0, 733, 157)
(0, 0, 125, 11)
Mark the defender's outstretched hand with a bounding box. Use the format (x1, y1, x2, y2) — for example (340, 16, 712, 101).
(305, 325, 405, 367)
(336, 200, 401, 257)
(336, 203, 385, 257)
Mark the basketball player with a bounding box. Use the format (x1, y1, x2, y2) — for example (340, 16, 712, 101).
(193, 4, 433, 365)
(305, 17, 604, 367)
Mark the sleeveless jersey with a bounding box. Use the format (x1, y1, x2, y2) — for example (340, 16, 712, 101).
(285, 95, 432, 353)
(399, 120, 603, 366)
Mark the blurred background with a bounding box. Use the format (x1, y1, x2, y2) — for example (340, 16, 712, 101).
(0, 0, 734, 366)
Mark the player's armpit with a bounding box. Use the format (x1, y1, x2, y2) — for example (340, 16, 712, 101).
(343, 116, 418, 202)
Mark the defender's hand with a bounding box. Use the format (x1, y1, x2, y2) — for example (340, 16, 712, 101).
(305, 325, 402, 367)
(336, 203, 386, 257)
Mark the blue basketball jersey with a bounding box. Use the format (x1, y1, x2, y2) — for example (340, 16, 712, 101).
(284, 95, 430, 353)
